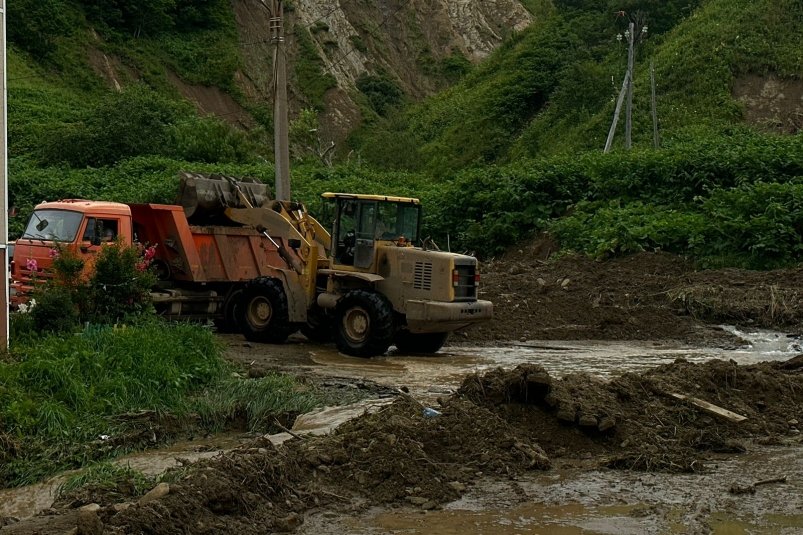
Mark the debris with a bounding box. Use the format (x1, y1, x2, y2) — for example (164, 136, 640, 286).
(666, 392, 747, 423)
(138, 482, 170, 506)
(729, 476, 787, 495)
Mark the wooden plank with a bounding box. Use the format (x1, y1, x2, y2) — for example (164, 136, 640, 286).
(668, 392, 747, 423)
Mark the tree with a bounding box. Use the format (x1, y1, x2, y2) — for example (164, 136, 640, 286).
(7, 0, 70, 58)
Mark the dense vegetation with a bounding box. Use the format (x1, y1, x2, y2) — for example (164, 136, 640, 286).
(5, 0, 803, 269)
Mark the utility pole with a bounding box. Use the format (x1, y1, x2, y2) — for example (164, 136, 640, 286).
(268, 0, 291, 201)
(0, 0, 9, 349)
(650, 60, 660, 149)
(624, 22, 634, 150)
(604, 70, 629, 153)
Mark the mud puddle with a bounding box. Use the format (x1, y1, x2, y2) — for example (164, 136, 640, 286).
(301, 444, 803, 535)
(230, 328, 802, 398)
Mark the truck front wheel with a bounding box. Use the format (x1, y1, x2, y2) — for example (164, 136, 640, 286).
(237, 278, 294, 344)
(394, 332, 449, 354)
(335, 290, 394, 357)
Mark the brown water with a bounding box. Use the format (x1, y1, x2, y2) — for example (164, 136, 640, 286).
(301, 445, 803, 535)
(297, 327, 801, 397)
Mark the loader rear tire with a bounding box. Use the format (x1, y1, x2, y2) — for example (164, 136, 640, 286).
(394, 332, 449, 354)
(237, 278, 294, 344)
(334, 290, 394, 357)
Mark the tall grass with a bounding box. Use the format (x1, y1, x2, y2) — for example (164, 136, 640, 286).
(0, 322, 326, 487)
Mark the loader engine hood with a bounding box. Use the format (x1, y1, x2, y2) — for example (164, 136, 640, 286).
(375, 246, 480, 306)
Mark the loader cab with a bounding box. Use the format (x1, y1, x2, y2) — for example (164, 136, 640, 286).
(322, 193, 421, 270)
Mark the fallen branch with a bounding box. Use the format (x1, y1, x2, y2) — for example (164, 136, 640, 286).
(273, 418, 306, 441)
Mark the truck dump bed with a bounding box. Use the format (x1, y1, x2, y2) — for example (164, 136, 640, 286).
(130, 204, 298, 283)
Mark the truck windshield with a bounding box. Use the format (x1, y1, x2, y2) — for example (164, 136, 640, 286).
(21, 209, 84, 242)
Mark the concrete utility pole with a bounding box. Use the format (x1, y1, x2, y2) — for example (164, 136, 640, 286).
(624, 22, 635, 150)
(650, 60, 660, 149)
(267, 0, 291, 201)
(0, 0, 9, 349)
(604, 71, 629, 153)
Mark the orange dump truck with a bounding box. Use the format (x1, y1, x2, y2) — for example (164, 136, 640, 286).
(11, 174, 324, 333)
(12, 173, 492, 356)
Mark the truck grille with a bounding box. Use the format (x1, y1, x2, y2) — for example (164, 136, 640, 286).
(413, 261, 433, 290)
(454, 264, 477, 301)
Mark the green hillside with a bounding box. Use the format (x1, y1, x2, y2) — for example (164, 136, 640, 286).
(354, 0, 802, 172)
(5, 0, 803, 269)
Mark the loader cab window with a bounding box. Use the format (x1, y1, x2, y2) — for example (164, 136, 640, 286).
(331, 197, 422, 266)
(333, 199, 358, 265)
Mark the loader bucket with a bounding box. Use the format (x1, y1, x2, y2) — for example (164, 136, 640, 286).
(178, 172, 271, 222)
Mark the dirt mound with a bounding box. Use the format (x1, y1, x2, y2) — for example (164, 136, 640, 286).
(460, 357, 803, 472)
(303, 397, 548, 504)
(673, 266, 803, 327)
(99, 397, 548, 534)
(468, 248, 803, 344)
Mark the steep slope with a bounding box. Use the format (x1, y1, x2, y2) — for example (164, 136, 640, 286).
(232, 0, 536, 143)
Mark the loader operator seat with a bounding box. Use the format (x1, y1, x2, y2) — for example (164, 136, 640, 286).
(336, 200, 357, 265)
(341, 230, 356, 265)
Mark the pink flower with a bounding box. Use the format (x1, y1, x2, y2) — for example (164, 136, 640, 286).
(26, 258, 38, 272)
(144, 246, 157, 262)
(48, 248, 59, 258)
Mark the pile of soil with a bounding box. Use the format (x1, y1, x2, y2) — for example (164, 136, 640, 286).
(460, 356, 803, 471)
(467, 245, 803, 344)
(9, 357, 803, 534)
(95, 398, 548, 534)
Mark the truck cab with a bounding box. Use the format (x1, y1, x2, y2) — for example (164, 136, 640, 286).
(11, 200, 133, 300)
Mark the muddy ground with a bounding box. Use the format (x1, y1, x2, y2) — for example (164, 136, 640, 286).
(466, 248, 803, 344)
(3, 357, 802, 534)
(2, 251, 803, 534)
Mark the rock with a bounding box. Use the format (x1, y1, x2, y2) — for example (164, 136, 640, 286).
(447, 481, 466, 493)
(789, 419, 799, 426)
(139, 482, 170, 506)
(78, 504, 101, 513)
(408, 497, 428, 505)
(578, 414, 598, 427)
(536, 278, 546, 287)
(421, 501, 437, 510)
(274, 513, 302, 532)
(598, 416, 617, 432)
(519, 336, 528, 342)
(112, 502, 132, 513)
(77, 508, 103, 535)
(556, 408, 576, 422)
(561, 278, 571, 289)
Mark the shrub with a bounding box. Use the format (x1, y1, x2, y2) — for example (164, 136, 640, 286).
(88, 241, 157, 323)
(38, 84, 186, 168)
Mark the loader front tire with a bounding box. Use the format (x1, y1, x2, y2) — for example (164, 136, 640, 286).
(237, 278, 294, 344)
(335, 290, 394, 357)
(394, 332, 449, 354)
